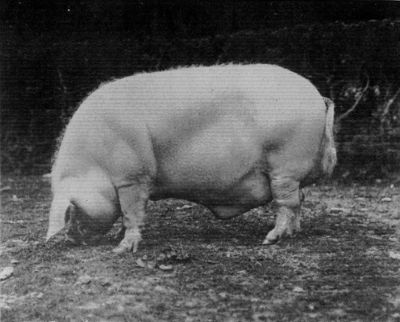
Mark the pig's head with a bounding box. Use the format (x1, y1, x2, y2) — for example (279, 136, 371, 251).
(63, 202, 118, 244)
(46, 190, 120, 244)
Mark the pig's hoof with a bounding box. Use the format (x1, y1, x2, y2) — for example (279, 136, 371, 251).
(112, 244, 130, 254)
(112, 237, 140, 254)
(113, 228, 141, 254)
(262, 228, 284, 245)
(65, 234, 80, 245)
(112, 239, 134, 254)
(262, 236, 279, 245)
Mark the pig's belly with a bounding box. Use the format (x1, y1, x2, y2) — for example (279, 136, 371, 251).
(152, 167, 272, 219)
(206, 169, 273, 218)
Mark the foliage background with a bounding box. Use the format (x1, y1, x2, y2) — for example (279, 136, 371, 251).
(1, 1, 399, 177)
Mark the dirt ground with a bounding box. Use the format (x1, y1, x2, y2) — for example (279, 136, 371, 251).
(1, 175, 399, 322)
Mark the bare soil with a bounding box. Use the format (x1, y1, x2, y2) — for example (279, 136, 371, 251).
(1, 176, 400, 321)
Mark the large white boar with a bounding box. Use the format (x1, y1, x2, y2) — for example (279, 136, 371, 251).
(46, 64, 336, 253)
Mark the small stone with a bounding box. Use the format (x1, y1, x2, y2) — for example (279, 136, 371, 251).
(78, 301, 101, 310)
(156, 253, 166, 262)
(154, 285, 168, 292)
(147, 261, 156, 269)
(166, 250, 177, 259)
(388, 251, 400, 260)
(330, 207, 346, 213)
(0, 266, 14, 281)
(31, 292, 44, 299)
(208, 289, 218, 302)
(219, 292, 227, 299)
(12, 195, 22, 202)
(76, 274, 91, 285)
(293, 286, 305, 293)
(100, 278, 112, 287)
(253, 312, 276, 321)
(184, 299, 198, 308)
(329, 308, 346, 317)
(136, 258, 146, 268)
(0, 186, 11, 193)
(159, 264, 173, 271)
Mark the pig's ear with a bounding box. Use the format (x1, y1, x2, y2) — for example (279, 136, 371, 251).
(46, 195, 71, 241)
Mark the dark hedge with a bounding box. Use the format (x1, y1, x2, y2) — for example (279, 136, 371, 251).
(1, 19, 399, 177)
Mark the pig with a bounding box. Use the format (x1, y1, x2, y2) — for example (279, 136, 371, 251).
(46, 64, 336, 253)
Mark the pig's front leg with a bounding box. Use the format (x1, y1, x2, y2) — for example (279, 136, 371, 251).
(113, 183, 149, 254)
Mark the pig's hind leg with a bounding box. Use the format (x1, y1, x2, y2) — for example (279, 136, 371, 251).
(262, 135, 316, 245)
(263, 177, 301, 245)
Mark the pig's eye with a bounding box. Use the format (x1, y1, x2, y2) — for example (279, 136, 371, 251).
(77, 222, 88, 236)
